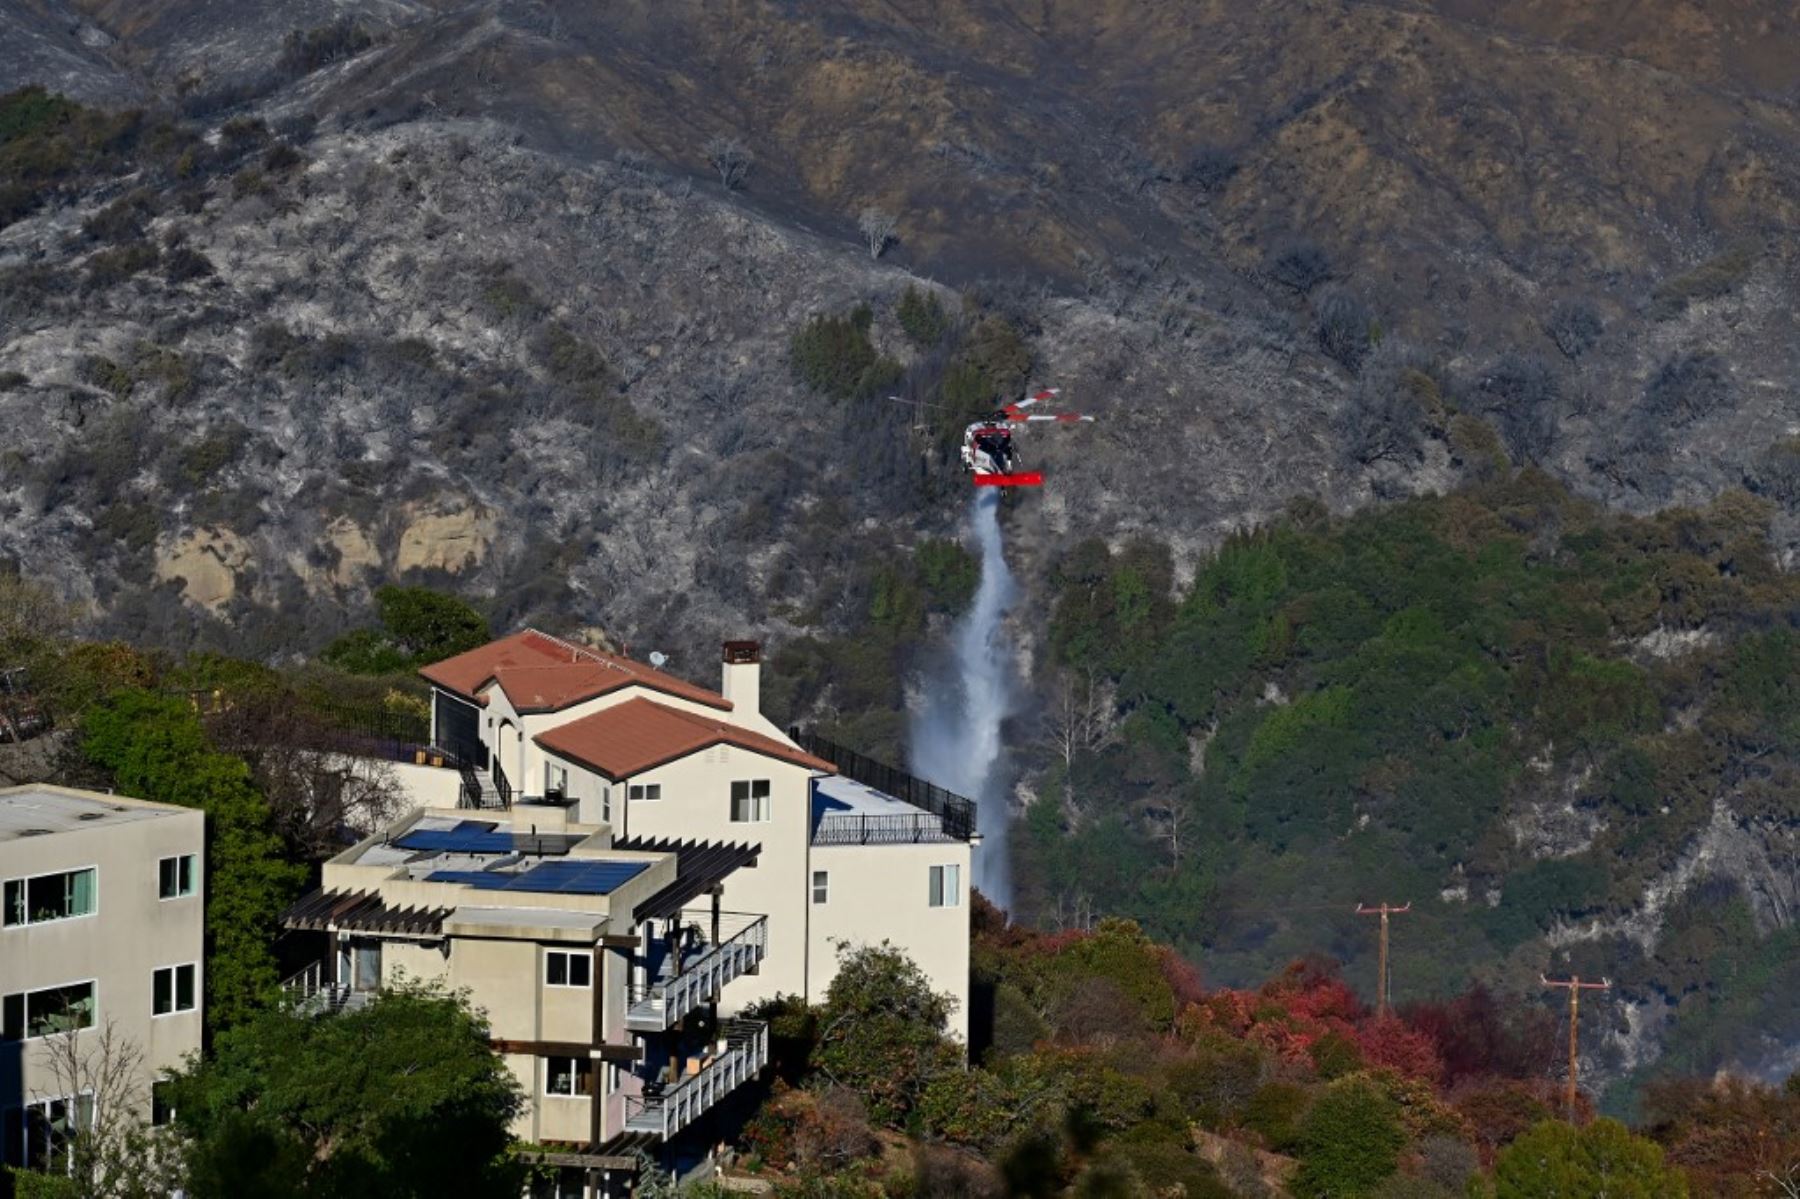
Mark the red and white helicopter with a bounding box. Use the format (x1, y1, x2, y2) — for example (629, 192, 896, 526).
(959, 388, 1095, 487)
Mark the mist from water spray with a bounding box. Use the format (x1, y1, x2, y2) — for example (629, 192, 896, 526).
(909, 490, 1019, 909)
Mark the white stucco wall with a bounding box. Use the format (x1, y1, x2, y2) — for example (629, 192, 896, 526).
(807, 839, 973, 1043)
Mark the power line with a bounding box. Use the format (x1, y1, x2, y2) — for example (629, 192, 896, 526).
(1355, 902, 1411, 1016)
(1542, 974, 1611, 1121)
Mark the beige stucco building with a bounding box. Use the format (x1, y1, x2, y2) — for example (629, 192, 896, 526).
(0, 785, 205, 1172)
(291, 630, 977, 1189)
(282, 797, 769, 1195)
(417, 632, 977, 1040)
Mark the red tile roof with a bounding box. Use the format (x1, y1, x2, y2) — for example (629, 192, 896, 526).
(419, 629, 732, 713)
(534, 697, 835, 781)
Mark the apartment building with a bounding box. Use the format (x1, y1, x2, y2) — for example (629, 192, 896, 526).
(0, 785, 205, 1172)
(410, 630, 978, 1040)
(280, 799, 770, 1194)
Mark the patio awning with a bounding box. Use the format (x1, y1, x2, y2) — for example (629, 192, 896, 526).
(612, 837, 760, 922)
(280, 888, 450, 937)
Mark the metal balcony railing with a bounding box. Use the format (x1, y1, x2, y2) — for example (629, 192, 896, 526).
(624, 1019, 768, 1139)
(626, 913, 767, 1032)
(791, 728, 977, 842)
(811, 811, 960, 845)
(279, 961, 372, 1016)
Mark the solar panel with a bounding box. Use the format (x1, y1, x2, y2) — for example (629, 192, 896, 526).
(394, 828, 514, 853)
(424, 870, 498, 886)
(424, 860, 650, 895)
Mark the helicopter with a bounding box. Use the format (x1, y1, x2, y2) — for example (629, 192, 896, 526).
(889, 388, 1095, 487)
(959, 388, 1095, 487)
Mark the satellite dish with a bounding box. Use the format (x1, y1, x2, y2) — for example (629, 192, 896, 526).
(649, 651, 668, 669)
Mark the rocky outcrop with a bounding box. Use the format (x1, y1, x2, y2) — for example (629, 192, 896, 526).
(395, 502, 495, 576)
(154, 528, 252, 611)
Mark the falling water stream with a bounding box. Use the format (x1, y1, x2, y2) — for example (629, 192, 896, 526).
(909, 490, 1020, 909)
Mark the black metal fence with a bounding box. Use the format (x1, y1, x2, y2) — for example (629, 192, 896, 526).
(790, 728, 976, 842)
(813, 812, 958, 845)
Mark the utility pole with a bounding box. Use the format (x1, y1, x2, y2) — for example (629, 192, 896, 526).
(1541, 974, 1611, 1121)
(1355, 902, 1411, 1016)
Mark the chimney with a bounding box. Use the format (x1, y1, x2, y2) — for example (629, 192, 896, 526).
(721, 640, 761, 718)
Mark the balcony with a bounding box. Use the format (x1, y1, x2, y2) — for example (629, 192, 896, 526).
(793, 728, 976, 844)
(624, 1019, 768, 1139)
(626, 912, 767, 1032)
(279, 960, 374, 1015)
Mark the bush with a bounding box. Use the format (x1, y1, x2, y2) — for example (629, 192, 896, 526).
(1480, 352, 1559, 464)
(1338, 343, 1443, 466)
(1269, 238, 1332, 294)
(477, 266, 546, 325)
(1650, 245, 1754, 321)
(1314, 286, 1373, 371)
(262, 141, 304, 173)
(1542, 297, 1602, 360)
(1291, 1076, 1404, 1198)
(1745, 437, 1800, 508)
(1493, 1119, 1687, 1197)
(1243, 1082, 1311, 1153)
(163, 243, 214, 282)
(1641, 351, 1731, 428)
(1184, 144, 1238, 192)
(278, 18, 375, 77)
(914, 537, 978, 612)
(85, 238, 159, 287)
(535, 322, 613, 388)
(81, 188, 157, 242)
(174, 424, 250, 486)
(897, 286, 950, 347)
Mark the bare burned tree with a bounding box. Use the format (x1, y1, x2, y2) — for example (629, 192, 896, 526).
(1038, 668, 1119, 813)
(704, 135, 753, 191)
(858, 206, 897, 259)
(207, 693, 403, 858)
(1761, 1161, 1800, 1199)
(41, 1021, 182, 1197)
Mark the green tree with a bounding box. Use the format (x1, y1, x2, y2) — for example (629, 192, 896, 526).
(1492, 1119, 1687, 1198)
(811, 943, 961, 1126)
(896, 286, 949, 347)
(321, 586, 489, 675)
(167, 981, 525, 1198)
(790, 305, 901, 401)
(1291, 1075, 1405, 1197)
(374, 585, 490, 661)
(81, 690, 306, 1030)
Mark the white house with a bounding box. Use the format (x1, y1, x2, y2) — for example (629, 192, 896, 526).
(409, 630, 978, 1041)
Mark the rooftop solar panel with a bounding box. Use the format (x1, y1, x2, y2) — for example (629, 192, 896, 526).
(422, 860, 649, 895)
(424, 870, 499, 886)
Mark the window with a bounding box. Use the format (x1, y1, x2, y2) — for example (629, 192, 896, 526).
(3, 868, 97, 927)
(2, 981, 97, 1040)
(812, 870, 829, 904)
(601, 785, 612, 824)
(158, 855, 196, 900)
(606, 1062, 620, 1095)
(152, 965, 197, 1016)
(545, 1056, 594, 1096)
(3, 1092, 93, 1170)
(730, 779, 771, 823)
(150, 1081, 174, 1128)
(928, 864, 961, 909)
(628, 783, 662, 802)
(545, 950, 591, 988)
(545, 763, 568, 797)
